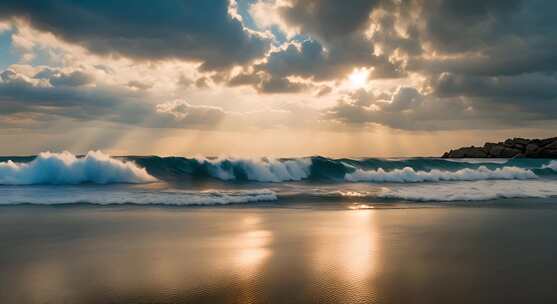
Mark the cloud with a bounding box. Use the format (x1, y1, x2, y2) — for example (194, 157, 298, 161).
(0, 0, 271, 70)
(49, 71, 93, 87)
(2, 0, 557, 133)
(227, 72, 262, 87)
(258, 76, 308, 93)
(278, 0, 380, 40)
(156, 100, 225, 126)
(127, 80, 153, 91)
(195, 77, 210, 89)
(238, 1, 406, 90)
(315, 85, 332, 97)
(325, 87, 481, 130)
(0, 68, 225, 129)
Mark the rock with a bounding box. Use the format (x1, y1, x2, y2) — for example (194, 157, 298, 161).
(442, 136, 557, 158)
(525, 143, 539, 156)
(512, 138, 530, 146)
(537, 146, 557, 158)
(543, 140, 557, 150)
(442, 146, 488, 158)
(486, 144, 505, 157)
(498, 147, 521, 158)
(539, 137, 557, 147)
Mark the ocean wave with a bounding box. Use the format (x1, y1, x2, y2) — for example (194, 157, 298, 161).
(345, 166, 537, 183)
(0, 187, 277, 205)
(195, 157, 312, 182)
(0, 151, 156, 185)
(443, 158, 509, 164)
(542, 160, 557, 171)
(2, 152, 556, 185)
(379, 180, 557, 201)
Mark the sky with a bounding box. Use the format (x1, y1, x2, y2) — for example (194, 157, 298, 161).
(0, 0, 556, 157)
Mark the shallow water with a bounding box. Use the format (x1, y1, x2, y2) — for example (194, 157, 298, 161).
(2, 204, 557, 304)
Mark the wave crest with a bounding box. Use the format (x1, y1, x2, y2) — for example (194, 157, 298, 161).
(345, 166, 537, 183)
(0, 151, 156, 185)
(196, 157, 312, 182)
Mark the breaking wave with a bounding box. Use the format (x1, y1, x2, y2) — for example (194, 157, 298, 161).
(345, 166, 537, 183)
(193, 157, 312, 182)
(0, 151, 156, 185)
(1, 152, 556, 185)
(378, 180, 557, 201)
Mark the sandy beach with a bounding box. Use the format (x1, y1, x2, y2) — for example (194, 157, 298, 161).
(2, 203, 557, 304)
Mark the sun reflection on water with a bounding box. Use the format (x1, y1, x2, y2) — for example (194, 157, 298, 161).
(348, 203, 376, 210)
(312, 210, 379, 302)
(231, 214, 273, 304)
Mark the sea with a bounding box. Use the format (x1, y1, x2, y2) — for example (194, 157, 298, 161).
(3, 151, 557, 303)
(1, 150, 557, 207)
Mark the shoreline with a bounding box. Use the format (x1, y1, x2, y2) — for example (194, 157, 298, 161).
(2, 205, 557, 304)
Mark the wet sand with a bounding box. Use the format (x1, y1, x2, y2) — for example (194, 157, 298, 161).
(1, 205, 557, 303)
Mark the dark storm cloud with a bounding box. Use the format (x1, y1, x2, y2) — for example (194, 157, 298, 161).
(1, 0, 557, 131)
(433, 73, 557, 101)
(253, 37, 403, 82)
(241, 0, 407, 84)
(0, 68, 225, 128)
(325, 87, 474, 130)
(0, 0, 271, 70)
(320, 0, 557, 129)
(279, 0, 381, 40)
(409, 0, 557, 76)
(325, 81, 557, 130)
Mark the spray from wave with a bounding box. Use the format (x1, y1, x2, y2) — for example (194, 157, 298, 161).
(0, 151, 156, 185)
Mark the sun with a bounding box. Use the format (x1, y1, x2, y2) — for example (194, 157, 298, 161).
(348, 68, 369, 89)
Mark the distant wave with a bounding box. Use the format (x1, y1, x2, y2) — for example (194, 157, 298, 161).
(0, 151, 156, 185)
(379, 180, 557, 201)
(345, 166, 537, 183)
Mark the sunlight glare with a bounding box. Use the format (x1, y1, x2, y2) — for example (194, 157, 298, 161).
(348, 68, 369, 89)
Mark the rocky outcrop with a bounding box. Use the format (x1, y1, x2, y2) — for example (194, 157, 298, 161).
(442, 137, 557, 158)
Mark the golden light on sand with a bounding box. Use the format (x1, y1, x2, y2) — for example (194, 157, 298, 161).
(233, 216, 272, 278)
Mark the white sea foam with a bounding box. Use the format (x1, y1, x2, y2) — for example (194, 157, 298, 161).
(197, 156, 312, 182)
(0, 151, 156, 185)
(443, 158, 509, 164)
(345, 166, 537, 183)
(0, 187, 277, 205)
(379, 180, 557, 201)
(542, 160, 557, 171)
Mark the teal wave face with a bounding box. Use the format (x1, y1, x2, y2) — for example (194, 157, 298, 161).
(2, 152, 556, 185)
(128, 156, 557, 183)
